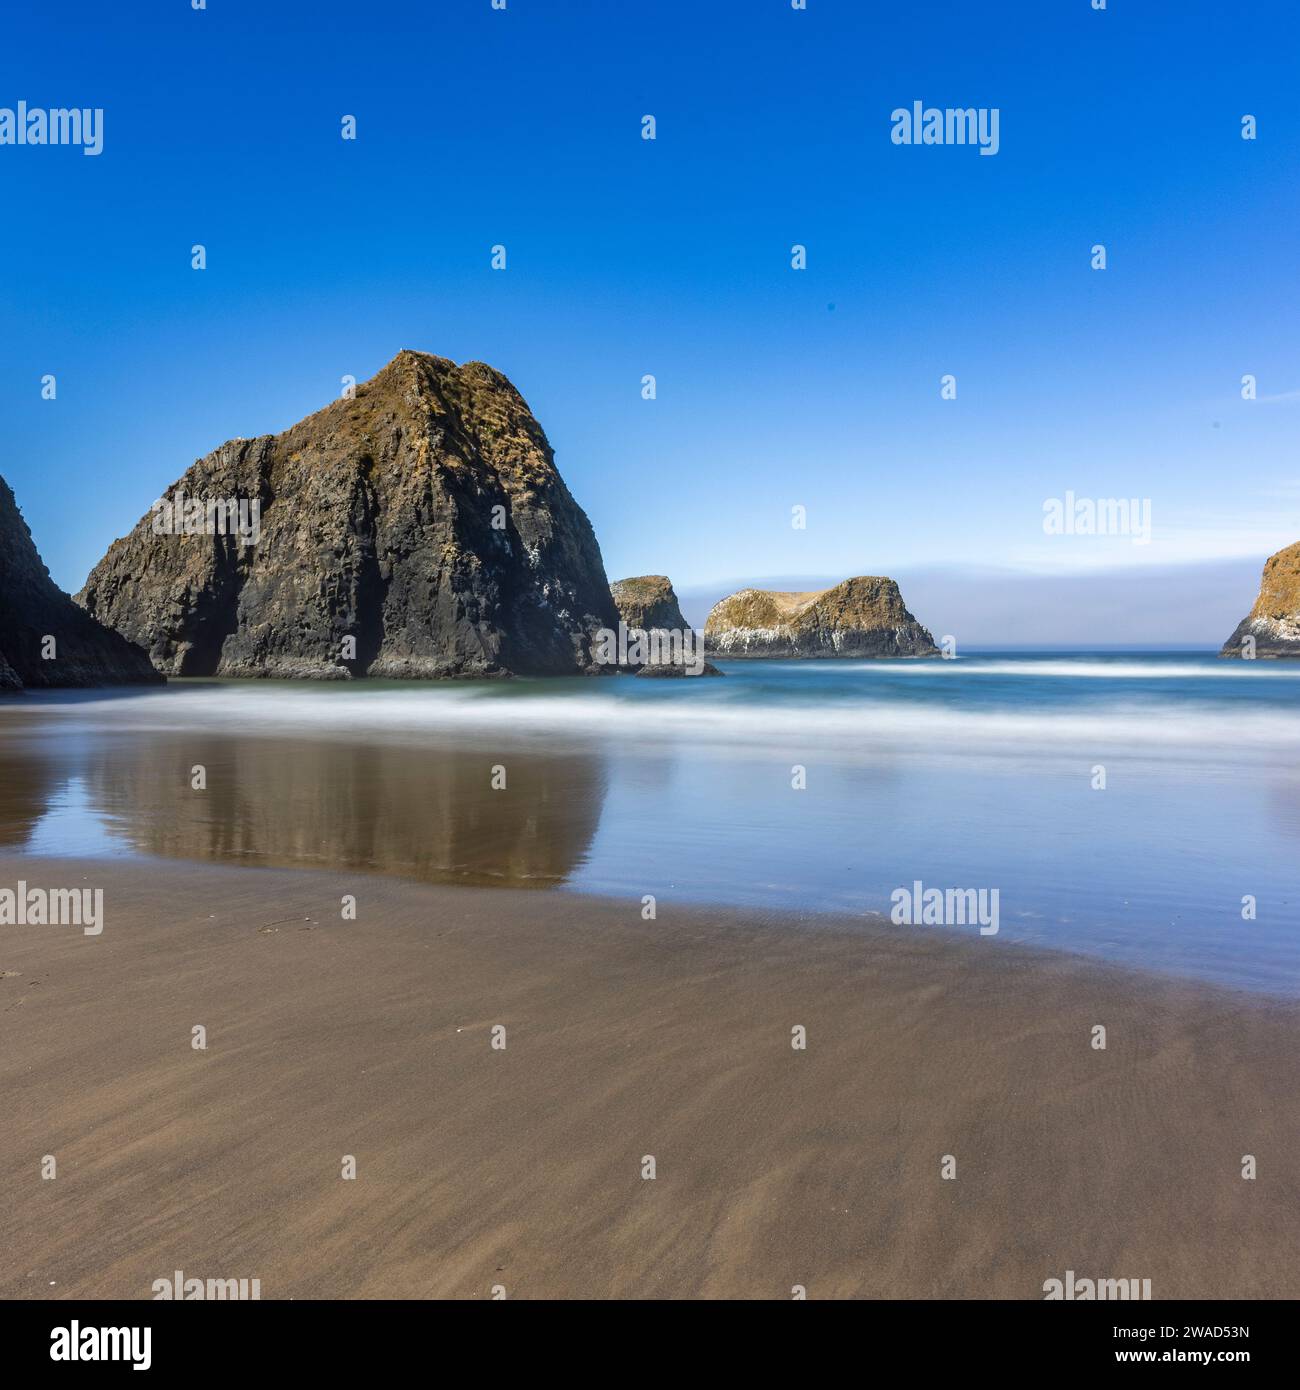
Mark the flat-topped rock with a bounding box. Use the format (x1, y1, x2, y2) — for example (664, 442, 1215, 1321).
(609, 573, 721, 675)
(704, 576, 939, 658)
(610, 575, 689, 633)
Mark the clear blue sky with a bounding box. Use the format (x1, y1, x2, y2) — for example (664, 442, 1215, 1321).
(2, 0, 1297, 595)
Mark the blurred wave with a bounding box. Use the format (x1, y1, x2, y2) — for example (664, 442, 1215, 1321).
(6, 656, 1299, 765)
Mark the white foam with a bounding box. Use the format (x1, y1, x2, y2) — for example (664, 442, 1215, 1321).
(768, 659, 1300, 679)
(14, 679, 1300, 767)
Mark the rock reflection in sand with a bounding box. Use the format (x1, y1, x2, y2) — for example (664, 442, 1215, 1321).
(0, 732, 606, 888)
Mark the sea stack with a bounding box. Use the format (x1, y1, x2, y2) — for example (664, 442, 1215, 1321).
(0, 475, 161, 689)
(704, 576, 939, 658)
(1220, 541, 1300, 658)
(610, 575, 690, 633)
(609, 574, 722, 676)
(77, 352, 620, 679)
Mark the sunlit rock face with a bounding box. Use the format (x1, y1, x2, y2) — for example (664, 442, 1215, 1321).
(610, 575, 690, 633)
(609, 574, 722, 676)
(704, 576, 939, 659)
(1221, 542, 1300, 658)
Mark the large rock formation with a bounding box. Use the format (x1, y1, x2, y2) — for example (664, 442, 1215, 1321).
(704, 576, 939, 658)
(78, 351, 620, 679)
(1220, 542, 1300, 658)
(0, 475, 161, 689)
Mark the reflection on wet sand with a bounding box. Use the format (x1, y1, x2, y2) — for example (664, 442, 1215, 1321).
(0, 732, 607, 888)
(0, 746, 64, 849)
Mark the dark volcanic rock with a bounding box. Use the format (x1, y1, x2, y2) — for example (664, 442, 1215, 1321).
(1220, 542, 1300, 658)
(78, 351, 620, 679)
(704, 576, 939, 658)
(634, 661, 724, 678)
(0, 475, 161, 689)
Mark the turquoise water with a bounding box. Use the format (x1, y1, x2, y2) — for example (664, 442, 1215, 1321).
(2, 650, 1298, 994)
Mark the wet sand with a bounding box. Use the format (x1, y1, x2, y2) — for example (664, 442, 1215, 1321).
(1, 854, 1297, 1299)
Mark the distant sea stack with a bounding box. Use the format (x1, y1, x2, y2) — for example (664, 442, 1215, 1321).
(1220, 542, 1300, 658)
(610, 575, 689, 633)
(705, 576, 939, 658)
(0, 475, 161, 690)
(78, 351, 620, 679)
(609, 574, 722, 676)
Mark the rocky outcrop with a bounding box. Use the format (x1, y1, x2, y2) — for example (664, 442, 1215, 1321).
(0, 475, 161, 689)
(1221, 543, 1300, 658)
(704, 576, 939, 658)
(608, 573, 722, 676)
(78, 351, 620, 679)
(634, 661, 723, 678)
(610, 575, 690, 633)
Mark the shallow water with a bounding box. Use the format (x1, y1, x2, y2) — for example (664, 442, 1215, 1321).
(2, 651, 1298, 994)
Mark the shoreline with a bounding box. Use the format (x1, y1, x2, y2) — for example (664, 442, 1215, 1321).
(2, 856, 1298, 1299)
(3, 846, 1299, 1007)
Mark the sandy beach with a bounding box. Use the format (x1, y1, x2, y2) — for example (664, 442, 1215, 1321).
(1, 854, 1296, 1300)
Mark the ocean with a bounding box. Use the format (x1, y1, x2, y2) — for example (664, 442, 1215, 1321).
(2, 650, 1298, 995)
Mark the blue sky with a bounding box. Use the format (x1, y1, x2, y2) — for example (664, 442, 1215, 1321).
(1, 0, 1298, 606)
